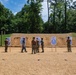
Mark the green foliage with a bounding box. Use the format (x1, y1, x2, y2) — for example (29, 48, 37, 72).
(71, 33, 76, 37)
(15, 1, 43, 33)
(0, 2, 14, 33)
(47, 0, 76, 33)
(0, 0, 76, 33)
(28, 2, 43, 33)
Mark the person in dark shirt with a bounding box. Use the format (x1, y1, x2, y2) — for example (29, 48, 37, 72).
(31, 37, 36, 54)
(41, 38, 44, 53)
(66, 37, 71, 52)
(21, 38, 27, 53)
(4, 38, 8, 52)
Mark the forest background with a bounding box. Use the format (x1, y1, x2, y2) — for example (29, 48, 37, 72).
(0, 0, 76, 33)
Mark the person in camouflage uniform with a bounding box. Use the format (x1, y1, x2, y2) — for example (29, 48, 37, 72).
(66, 37, 72, 52)
(31, 37, 36, 54)
(36, 38, 39, 53)
(4, 38, 8, 52)
(41, 38, 44, 53)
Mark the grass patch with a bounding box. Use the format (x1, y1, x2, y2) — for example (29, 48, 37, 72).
(0, 34, 11, 46)
(71, 33, 76, 37)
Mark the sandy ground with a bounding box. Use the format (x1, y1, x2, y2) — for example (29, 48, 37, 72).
(0, 47, 76, 75)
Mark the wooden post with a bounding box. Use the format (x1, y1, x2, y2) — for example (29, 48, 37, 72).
(1, 30, 3, 46)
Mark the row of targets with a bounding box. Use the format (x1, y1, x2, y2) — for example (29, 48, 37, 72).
(6, 36, 72, 46)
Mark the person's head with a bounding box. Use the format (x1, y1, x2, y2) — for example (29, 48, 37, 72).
(23, 38, 25, 40)
(67, 37, 70, 39)
(41, 38, 43, 40)
(36, 38, 38, 40)
(33, 37, 35, 40)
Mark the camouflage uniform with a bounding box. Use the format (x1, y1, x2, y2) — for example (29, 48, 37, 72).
(36, 38, 39, 53)
(41, 38, 44, 52)
(31, 37, 36, 54)
(67, 37, 71, 52)
(5, 38, 8, 52)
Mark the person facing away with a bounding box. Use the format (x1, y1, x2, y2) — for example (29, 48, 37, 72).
(66, 37, 72, 52)
(36, 38, 39, 53)
(4, 38, 8, 52)
(31, 37, 36, 54)
(41, 38, 44, 53)
(21, 38, 27, 53)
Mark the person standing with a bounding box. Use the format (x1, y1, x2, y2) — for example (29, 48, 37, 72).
(4, 38, 8, 52)
(36, 38, 39, 53)
(66, 37, 72, 52)
(21, 38, 27, 53)
(41, 38, 44, 53)
(31, 37, 36, 54)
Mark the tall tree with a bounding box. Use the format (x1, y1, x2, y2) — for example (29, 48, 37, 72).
(27, 0, 43, 33)
(0, 2, 14, 33)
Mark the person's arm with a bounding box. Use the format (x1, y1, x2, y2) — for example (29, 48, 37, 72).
(31, 40, 33, 47)
(43, 41, 44, 46)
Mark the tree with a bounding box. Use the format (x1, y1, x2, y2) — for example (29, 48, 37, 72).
(27, 0, 43, 33)
(0, 2, 14, 34)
